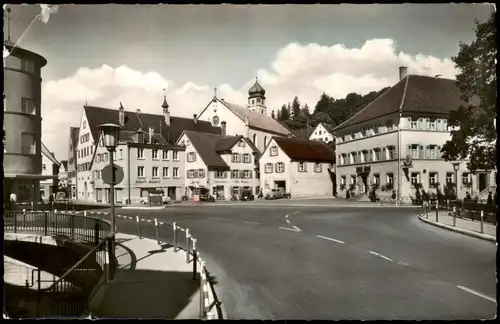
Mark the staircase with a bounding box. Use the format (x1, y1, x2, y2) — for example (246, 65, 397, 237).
(477, 186, 495, 203)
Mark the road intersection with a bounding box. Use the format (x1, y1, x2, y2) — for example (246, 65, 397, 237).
(87, 204, 496, 320)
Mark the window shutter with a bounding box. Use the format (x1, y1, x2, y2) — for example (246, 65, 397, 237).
(297, 163, 301, 171)
(436, 146, 442, 159)
(442, 119, 448, 131)
(239, 170, 245, 178)
(406, 145, 412, 157)
(282, 163, 285, 172)
(418, 145, 424, 159)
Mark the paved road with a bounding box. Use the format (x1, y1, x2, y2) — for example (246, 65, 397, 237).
(89, 205, 496, 320)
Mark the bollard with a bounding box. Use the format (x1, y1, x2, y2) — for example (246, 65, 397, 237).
(70, 214, 75, 239)
(44, 211, 48, 235)
(199, 262, 206, 318)
(173, 222, 178, 252)
(136, 216, 141, 239)
(446, 200, 450, 211)
(84, 210, 87, 217)
(186, 229, 190, 264)
(453, 206, 456, 227)
(480, 210, 484, 234)
(192, 239, 197, 280)
(22, 209, 26, 226)
(14, 211, 18, 233)
(154, 218, 161, 245)
(435, 200, 439, 222)
(94, 221, 100, 246)
(31, 201, 34, 211)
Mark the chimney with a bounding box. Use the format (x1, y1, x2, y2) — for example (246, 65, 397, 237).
(221, 121, 226, 136)
(399, 66, 408, 81)
(136, 109, 141, 114)
(193, 114, 197, 124)
(118, 102, 125, 126)
(149, 127, 154, 144)
(162, 95, 170, 126)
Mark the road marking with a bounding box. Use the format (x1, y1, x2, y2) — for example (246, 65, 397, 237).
(285, 211, 302, 219)
(316, 235, 345, 244)
(212, 217, 227, 221)
(159, 221, 164, 225)
(244, 221, 260, 225)
(396, 261, 410, 266)
(146, 219, 152, 223)
(127, 216, 133, 220)
(286, 219, 291, 224)
(279, 226, 301, 232)
(457, 285, 497, 303)
(369, 251, 393, 262)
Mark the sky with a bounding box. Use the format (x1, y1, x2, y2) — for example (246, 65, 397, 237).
(2, 4, 495, 160)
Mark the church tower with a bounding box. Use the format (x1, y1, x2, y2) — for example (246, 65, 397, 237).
(247, 76, 267, 114)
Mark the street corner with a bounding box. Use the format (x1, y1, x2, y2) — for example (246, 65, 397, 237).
(417, 214, 496, 243)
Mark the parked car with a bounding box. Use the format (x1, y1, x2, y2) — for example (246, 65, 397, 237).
(162, 196, 172, 204)
(240, 190, 255, 201)
(140, 196, 149, 204)
(199, 188, 216, 202)
(266, 188, 285, 200)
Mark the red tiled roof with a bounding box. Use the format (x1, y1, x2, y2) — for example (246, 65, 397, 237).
(334, 75, 475, 131)
(273, 137, 336, 163)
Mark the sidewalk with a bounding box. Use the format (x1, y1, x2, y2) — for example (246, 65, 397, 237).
(418, 211, 496, 242)
(89, 233, 203, 319)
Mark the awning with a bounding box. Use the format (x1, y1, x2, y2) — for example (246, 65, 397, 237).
(4, 173, 58, 180)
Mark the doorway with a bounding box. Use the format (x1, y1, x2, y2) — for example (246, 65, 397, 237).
(478, 173, 487, 192)
(361, 175, 368, 193)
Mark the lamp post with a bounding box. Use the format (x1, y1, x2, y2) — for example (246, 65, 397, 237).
(452, 162, 460, 199)
(98, 123, 121, 236)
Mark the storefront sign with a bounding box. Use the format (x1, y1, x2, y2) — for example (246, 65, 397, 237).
(148, 179, 160, 184)
(136, 179, 147, 184)
(214, 180, 226, 185)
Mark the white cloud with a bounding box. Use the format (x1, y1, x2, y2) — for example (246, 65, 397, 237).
(41, 38, 458, 159)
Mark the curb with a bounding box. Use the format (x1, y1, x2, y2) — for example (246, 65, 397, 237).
(120, 206, 166, 210)
(168, 203, 418, 208)
(417, 214, 496, 243)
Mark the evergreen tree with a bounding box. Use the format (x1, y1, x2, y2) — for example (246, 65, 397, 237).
(291, 96, 301, 119)
(271, 110, 276, 119)
(278, 104, 290, 121)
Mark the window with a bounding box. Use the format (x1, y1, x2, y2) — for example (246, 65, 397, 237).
(83, 120, 87, 129)
(137, 166, 145, 177)
(270, 146, 278, 156)
(446, 172, 454, 184)
(298, 162, 307, 172)
(276, 162, 285, 173)
(173, 151, 179, 161)
(265, 163, 273, 173)
(232, 153, 241, 163)
(341, 176, 346, 185)
(386, 173, 394, 184)
(429, 119, 436, 130)
(238, 140, 246, 147)
(373, 173, 380, 185)
(374, 148, 381, 161)
(103, 152, 108, 162)
(137, 148, 144, 159)
(193, 170, 199, 178)
(428, 145, 437, 159)
(198, 169, 205, 178)
(21, 132, 35, 154)
(410, 172, 420, 187)
(231, 170, 239, 178)
(187, 170, 195, 179)
(243, 154, 251, 163)
(21, 59, 35, 73)
(91, 146, 94, 156)
(173, 167, 179, 178)
(21, 97, 35, 114)
(264, 136, 268, 148)
(188, 152, 197, 162)
(462, 172, 470, 185)
(387, 146, 395, 160)
(94, 170, 100, 179)
(362, 150, 368, 163)
(314, 163, 322, 173)
(324, 137, 328, 142)
(42, 164, 46, 170)
(411, 145, 419, 159)
(163, 150, 169, 160)
(350, 175, 356, 184)
(429, 172, 438, 185)
(410, 118, 418, 130)
(119, 149, 123, 160)
(244, 170, 251, 178)
(152, 149, 159, 160)
(163, 167, 169, 178)
(96, 154, 101, 163)
(152, 167, 159, 178)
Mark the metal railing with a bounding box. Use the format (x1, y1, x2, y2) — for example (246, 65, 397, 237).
(421, 200, 497, 233)
(3, 209, 116, 318)
(123, 214, 223, 319)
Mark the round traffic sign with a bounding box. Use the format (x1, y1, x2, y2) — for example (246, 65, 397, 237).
(102, 164, 124, 185)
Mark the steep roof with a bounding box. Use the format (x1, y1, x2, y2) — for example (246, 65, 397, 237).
(334, 75, 475, 131)
(184, 131, 259, 171)
(293, 127, 314, 139)
(41, 142, 61, 165)
(272, 137, 336, 163)
(84, 105, 221, 145)
(217, 99, 293, 136)
(61, 160, 68, 171)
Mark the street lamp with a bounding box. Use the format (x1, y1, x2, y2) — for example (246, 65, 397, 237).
(97, 123, 121, 235)
(452, 161, 460, 198)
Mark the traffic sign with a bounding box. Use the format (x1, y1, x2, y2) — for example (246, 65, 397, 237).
(102, 164, 124, 185)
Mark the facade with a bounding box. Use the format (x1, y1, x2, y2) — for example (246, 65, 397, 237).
(3, 40, 50, 204)
(259, 137, 336, 198)
(334, 67, 495, 200)
(74, 95, 219, 203)
(197, 78, 294, 153)
(177, 131, 260, 200)
(308, 123, 335, 143)
(39, 143, 61, 201)
(67, 127, 79, 199)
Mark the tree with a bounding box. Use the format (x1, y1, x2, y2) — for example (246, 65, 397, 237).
(277, 104, 290, 121)
(441, 13, 496, 173)
(314, 92, 333, 115)
(291, 96, 301, 119)
(271, 110, 276, 119)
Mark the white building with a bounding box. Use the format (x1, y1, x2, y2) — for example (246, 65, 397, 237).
(259, 136, 336, 198)
(309, 123, 335, 143)
(67, 127, 79, 199)
(334, 67, 496, 201)
(176, 130, 260, 200)
(39, 143, 61, 201)
(197, 78, 294, 153)
(74, 95, 221, 203)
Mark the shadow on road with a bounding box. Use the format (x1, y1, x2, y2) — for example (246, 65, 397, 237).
(92, 269, 199, 319)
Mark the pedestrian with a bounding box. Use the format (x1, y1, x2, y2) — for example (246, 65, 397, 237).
(465, 191, 471, 201)
(49, 193, 54, 210)
(346, 190, 350, 200)
(9, 192, 17, 210)
(487, 191, 493, 205)
(391, 190, 396, 200)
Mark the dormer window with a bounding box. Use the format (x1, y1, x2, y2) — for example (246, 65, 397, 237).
(270, 146, 278, 157)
